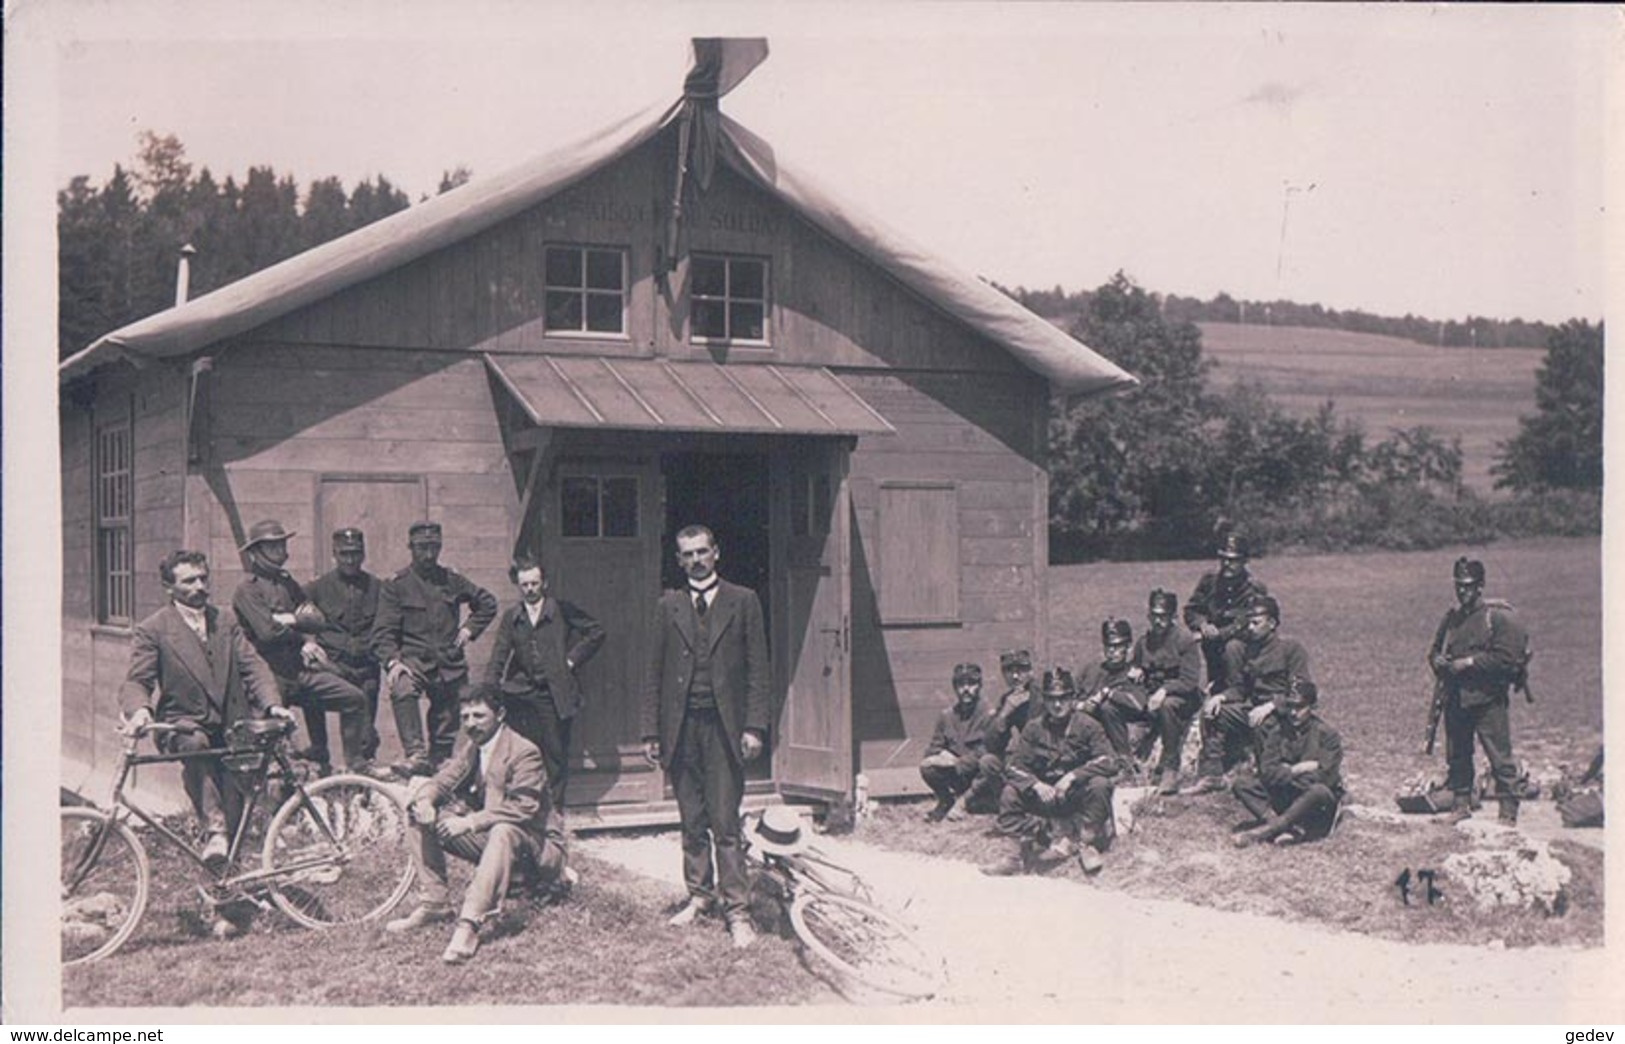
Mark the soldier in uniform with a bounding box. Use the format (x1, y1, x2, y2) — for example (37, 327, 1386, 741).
(1230, 678, 1344, 846)
(1427, 556, 1530, 824)
(371, 521, 499, 776)
(1077, 618, 1149, 775)
(1184, 594, 1311, 795)
(981, 649, 1037, 786)
(1131, 588, 1205, 794)
(306, 528, 383, 764)
(918, 663, 999, 822)
(230, 519, 376, 776)
(1184, 533, 1268, 695)
(981, 669, 1119, 877)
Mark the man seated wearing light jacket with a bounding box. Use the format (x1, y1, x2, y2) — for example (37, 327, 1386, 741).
(386, 683, 574, 963)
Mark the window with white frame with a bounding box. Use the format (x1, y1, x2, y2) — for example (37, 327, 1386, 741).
(95, 403, 135, 624)
(544, 245, 627, 335)
(690, 254, 769, 344)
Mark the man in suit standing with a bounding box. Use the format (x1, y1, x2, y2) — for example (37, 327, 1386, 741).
(484, 555, 606, 812)
(641, 525, 770, 949)
(371, 521, 499, 776)
(385, 684, 573, 964)
(119, 550, 293, 935)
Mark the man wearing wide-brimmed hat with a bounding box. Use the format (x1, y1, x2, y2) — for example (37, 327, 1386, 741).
(1426, 556, 1531, 824)
(371, 521, 499, 776)
(981, 669, 1118, 877)
(231, 519, 379, 777)
(1184, 532, 1268, 695)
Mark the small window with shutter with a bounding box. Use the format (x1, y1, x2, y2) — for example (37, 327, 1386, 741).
(876, 481, 959, 625)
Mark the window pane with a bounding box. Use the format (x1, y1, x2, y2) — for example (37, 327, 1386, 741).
(731, 302, 765, 341)
(692, 299, 727, 339)
(691, 256, 726, 297)
(730, 260, 765, 299)
(561, 477, 600, 537)
(545, 247, 582, 288)
(603, 478, 639, 538)
(546, 290, 583, 331)
(586, 292, 623, 333)
(586, 250, 623, 291)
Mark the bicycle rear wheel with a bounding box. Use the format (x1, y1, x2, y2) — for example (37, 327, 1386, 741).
(262, 774, 415, 929)
(61, 807, 150, 966)
(789, 891, 944, 1001)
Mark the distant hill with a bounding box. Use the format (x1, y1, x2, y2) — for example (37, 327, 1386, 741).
(1198, 322, 1540, 496)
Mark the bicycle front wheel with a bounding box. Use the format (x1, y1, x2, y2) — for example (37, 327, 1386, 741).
(789, 891, 945, 1001)
(262, 774, 415, 929)
(61, 807, 150, 966)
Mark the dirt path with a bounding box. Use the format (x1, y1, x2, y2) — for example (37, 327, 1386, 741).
(580, 829, 1619, 1021)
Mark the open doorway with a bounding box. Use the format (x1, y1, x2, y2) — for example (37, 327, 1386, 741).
(661, 450, 774, 782)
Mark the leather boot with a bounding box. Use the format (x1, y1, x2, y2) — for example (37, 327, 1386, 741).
(1498, 797, 1519, 825)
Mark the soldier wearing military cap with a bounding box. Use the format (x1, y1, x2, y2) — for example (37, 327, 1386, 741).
(919, 662, 999, 821)
(981, 669, 1118, 877)
(1184, 593, 1312, 795)
(307, 528, 384, 763)
(231, 520, 378, 776)
(1427, 556, 1531, 824)
(371, 521, 499, 775)
(1230, 677, 1344, 847)
(1077, 619, 1151, 776)
(1184, 532, 1268, 696)
(1131, 588, 1205, 794)
(984, 649, 1037, 767)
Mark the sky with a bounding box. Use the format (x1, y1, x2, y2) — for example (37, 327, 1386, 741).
(18, 2, 1622, 324)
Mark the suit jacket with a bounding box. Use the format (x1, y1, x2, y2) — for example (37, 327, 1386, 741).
(483, 597, 606, 719)
(640, 578, 770, 769)
(421, 724, 551, 848)
(119, 603, 283, 728)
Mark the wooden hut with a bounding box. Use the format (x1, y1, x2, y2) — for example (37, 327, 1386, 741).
(58, 40, 1135, 823)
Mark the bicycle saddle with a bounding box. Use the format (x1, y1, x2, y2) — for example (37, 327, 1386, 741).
(227, 717, 295, 749)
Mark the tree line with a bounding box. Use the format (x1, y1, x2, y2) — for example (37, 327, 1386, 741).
(57, 132, 472, 358)
(57, 134, 1602, 562)
(1039, 274, 1603, 562)
(1009, 283, 1560, 351)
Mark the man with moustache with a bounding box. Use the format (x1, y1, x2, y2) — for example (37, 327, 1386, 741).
(918, 662, 999, 822)
(1131, 588, 1205, 794)
(307, 527, 384, 764)
(485, 555, 605, 812)
(372, 521, 499, 776)
(1184, 533, 1268, 696)
(981, 649, 1038, 784)
(1230, 678, 1344, 847)
(641, 525, 770, 948)
(231, 519, 376, 777)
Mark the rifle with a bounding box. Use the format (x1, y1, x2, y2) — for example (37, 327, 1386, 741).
(1424, 678, 1445, 757)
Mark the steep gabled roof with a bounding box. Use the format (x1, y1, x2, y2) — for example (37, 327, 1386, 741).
(61, 98, 1136, 396)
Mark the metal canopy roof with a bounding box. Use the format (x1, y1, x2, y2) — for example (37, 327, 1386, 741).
(485, 354, 896, 437)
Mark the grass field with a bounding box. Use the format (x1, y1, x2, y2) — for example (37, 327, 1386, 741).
(858, 535, 1603, 949)
(1197, 322, 1542, 497)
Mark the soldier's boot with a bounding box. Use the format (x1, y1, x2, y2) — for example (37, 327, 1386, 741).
(924, 795, 954, 822)
(944, 795, 971, 822)
(1497, 797, 1519, 825)
(1444, 792, 1475, 824)
(1033, 835, 1076, 867)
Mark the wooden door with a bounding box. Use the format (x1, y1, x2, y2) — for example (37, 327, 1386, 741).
(546, 457, 661, 805)
(772, 440, 853, 799)
(314, 474, 426, 579)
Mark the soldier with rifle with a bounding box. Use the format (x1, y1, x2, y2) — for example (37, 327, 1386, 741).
(1426, 556, 1533, 825)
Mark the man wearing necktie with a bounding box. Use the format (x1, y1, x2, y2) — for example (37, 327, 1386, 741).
(387, 683, 572, 963)
(641, 524, 771, 948)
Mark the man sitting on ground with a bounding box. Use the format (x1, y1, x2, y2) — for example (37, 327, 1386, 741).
(981, 649, 1037, 787)
(1078, 618, 1151, 776)
(1131, 588, 1205, 795)
(1231, 678, 1343, 847)
(919, 663, 999, 821)
(386, 683, 573, 963)
(982, 669, 1119, 877)
(1184, 594, 1312, 795)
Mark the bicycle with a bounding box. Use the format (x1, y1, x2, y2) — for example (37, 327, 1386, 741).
(61, 717, 416, 966)
(743, 813, 945, 1002)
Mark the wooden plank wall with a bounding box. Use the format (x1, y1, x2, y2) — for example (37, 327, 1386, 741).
(197, 343, 520, 679)
(842, 369, 1049, 796)
(60, 362, 187, 780)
